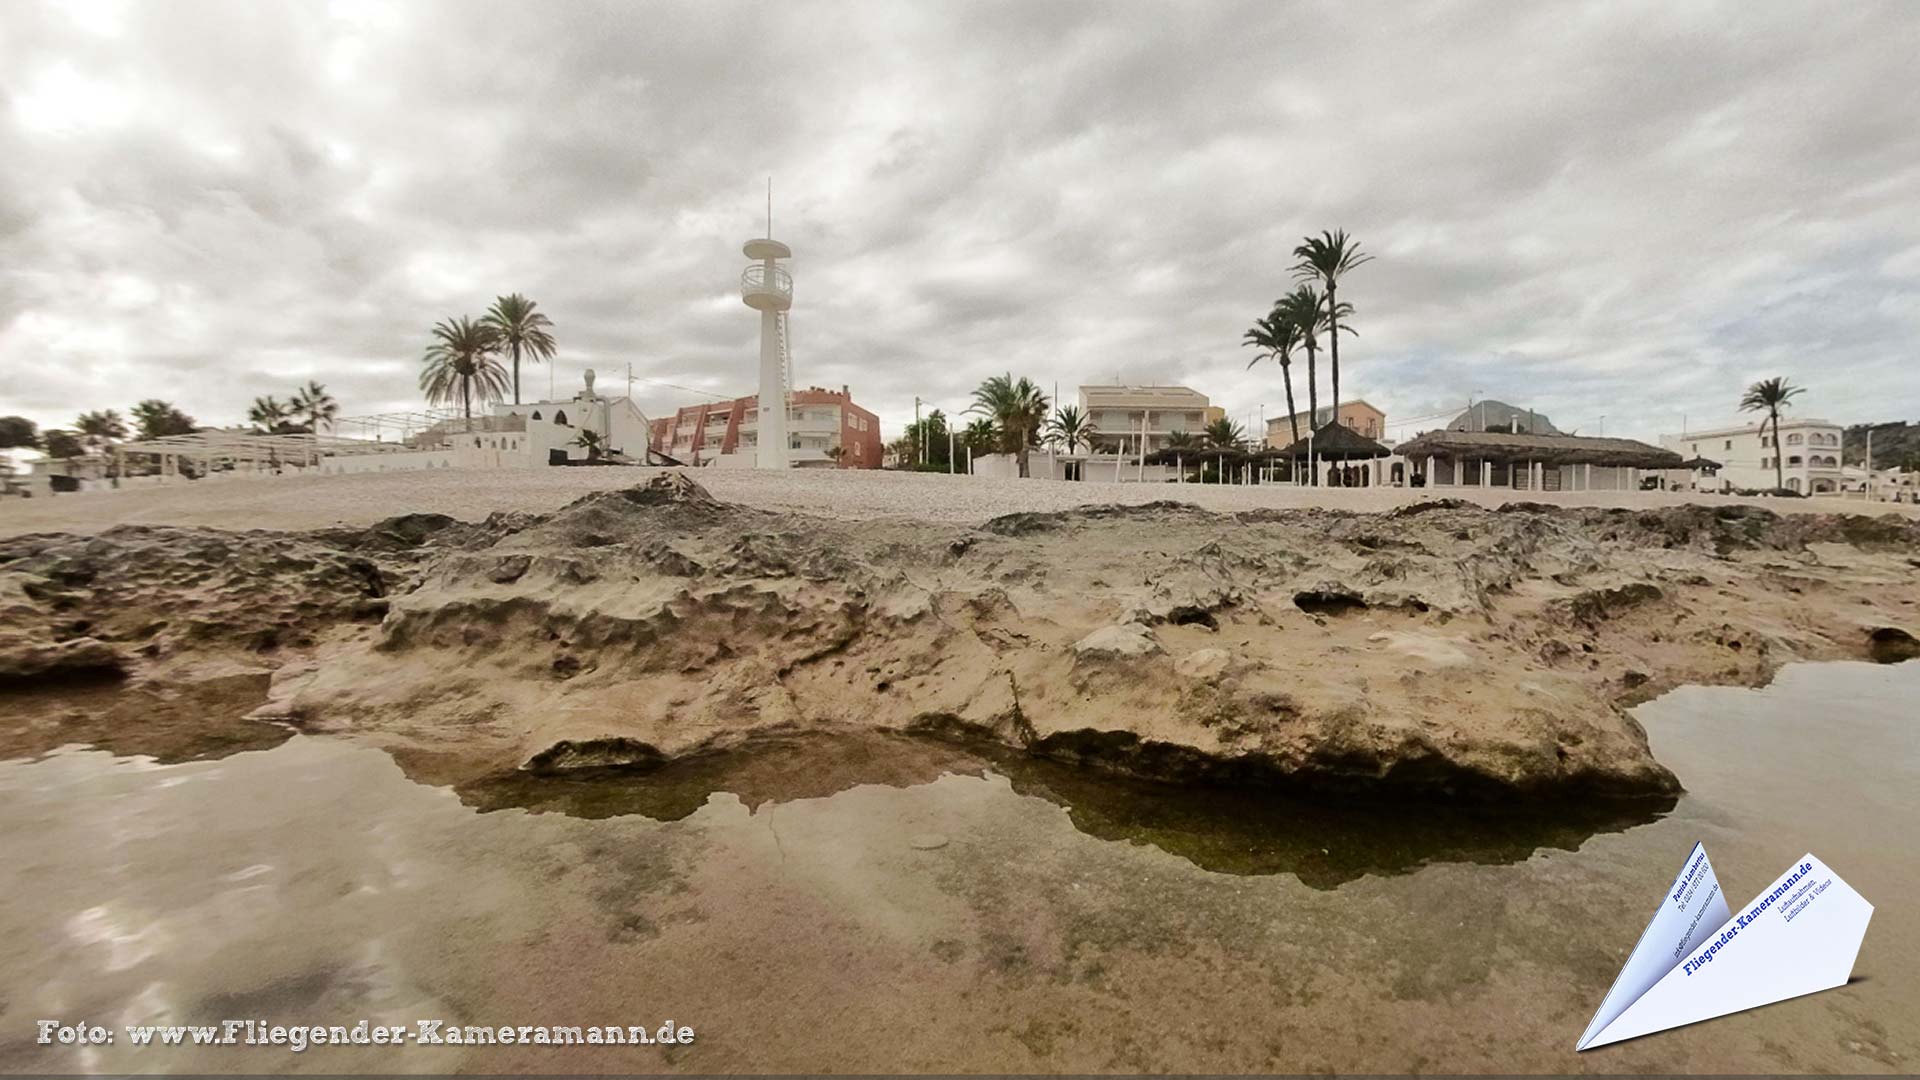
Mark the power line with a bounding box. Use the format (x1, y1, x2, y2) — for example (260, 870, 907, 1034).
(628, 376, 735, 402)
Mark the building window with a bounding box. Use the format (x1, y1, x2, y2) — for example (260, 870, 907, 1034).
(1786, 433, 1802, 445)
(554, 410, 569, 426)
(531, 410, 542, 420)
(1724, 440, 1732, 450)
(1788, 455, 1803, 466)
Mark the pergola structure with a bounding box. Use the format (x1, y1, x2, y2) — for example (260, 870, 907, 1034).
(113, 431, 423, 478)
(1395, 429, 1682, 492)
(329, 408, 473, 444)
(112, 418, 463, 479)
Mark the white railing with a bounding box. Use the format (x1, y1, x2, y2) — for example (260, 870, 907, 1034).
(740, 263, 792, 302)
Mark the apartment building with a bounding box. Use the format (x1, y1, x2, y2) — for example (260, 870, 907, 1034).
(1264, 398, 1387, 447)
(1660, 417, 1845, 494)
(648, 385, 882, 468)
(1077, 385, 1211, 453)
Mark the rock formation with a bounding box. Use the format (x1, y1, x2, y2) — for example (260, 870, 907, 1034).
(5, 475, 1917, 801)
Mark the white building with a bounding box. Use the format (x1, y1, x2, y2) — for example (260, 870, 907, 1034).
(94, 369, 663, 490)
(481, 368, 656, 465)
(1660, 417, 1845, 494)
(1078, 385, 1211, 454)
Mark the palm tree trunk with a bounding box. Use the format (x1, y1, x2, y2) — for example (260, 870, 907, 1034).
(1282, 363, 1299, 445)
(1304, 343, 1319, 484)
(1327, 281, 1341, 420)
(1771, 408, 1784, 491)
(1305, 344, 1319, 429)
(511, 342, 522, 405)
(463, 376, 473, 432)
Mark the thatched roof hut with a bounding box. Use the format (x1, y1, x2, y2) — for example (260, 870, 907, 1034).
(1680, 456, 1722, 471)
(1395, 429, 1682, 469)
(1275, 423, 1392, 461)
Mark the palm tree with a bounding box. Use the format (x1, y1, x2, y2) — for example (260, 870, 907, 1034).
(131, 400, 196, 440)
(1163, 430, 1203, 453)
(291, 381, 338, 434)
(886, 435, 917, 467)
(573, 428, 604, 462)
(1204, 417, 1245, 450)
(922, 408, 950, 468)
(1275, 285, 1329, 429)
(969, 373, 1050, 477)
(75, 409, 127, 454)
(962, 418, 998, 468)
(483, 294, 557, 405)
(247, 396, 294, 434)
(41, 428, 84, 468)
(1202, 418, 1244, 485)
(1243, 308, 1303, 445)
(1293, 230, 1372, 412)
(1043, 405, 1097, 453)
(1740, 377, 1805, 493)
(0, 418, 38, 467)
(420, 317, 509, 430)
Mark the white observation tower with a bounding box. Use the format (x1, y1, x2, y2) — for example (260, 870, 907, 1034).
(740, 187, 793, 470)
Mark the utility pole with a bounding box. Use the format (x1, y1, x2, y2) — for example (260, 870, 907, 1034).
(913, 396, 923, 467)
(1866, 428, 1874, 501)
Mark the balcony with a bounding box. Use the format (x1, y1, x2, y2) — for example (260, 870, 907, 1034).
(741, 264, 792, 311)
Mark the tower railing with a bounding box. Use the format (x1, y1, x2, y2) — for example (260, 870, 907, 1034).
(740, 264, 792, 304)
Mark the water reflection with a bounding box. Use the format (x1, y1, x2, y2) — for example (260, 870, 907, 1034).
(3, 663, 1914, 1074)
(1, 673, 1671, 891)
(0, 673, 286, 764)
(455, 731, 1671, 889)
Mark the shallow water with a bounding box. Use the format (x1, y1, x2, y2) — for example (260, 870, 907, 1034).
(0, 662, 1914, 1073)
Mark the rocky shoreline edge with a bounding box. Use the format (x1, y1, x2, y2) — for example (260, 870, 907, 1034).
(4, 474, 1917, 802)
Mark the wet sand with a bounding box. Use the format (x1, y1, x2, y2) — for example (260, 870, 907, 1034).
(0, 661, 1913, 1073)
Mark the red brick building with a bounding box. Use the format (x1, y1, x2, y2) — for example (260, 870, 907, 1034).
(649, 385, 883, 468)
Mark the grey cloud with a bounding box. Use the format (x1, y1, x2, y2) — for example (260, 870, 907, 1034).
(2, 0, 1917, 445)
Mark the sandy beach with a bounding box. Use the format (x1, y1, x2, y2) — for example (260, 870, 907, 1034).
(4, 465, 1917, 537)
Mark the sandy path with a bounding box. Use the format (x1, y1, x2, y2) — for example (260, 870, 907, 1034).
(3, 466, 1915, 536)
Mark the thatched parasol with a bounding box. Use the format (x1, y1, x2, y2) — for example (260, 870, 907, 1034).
(1394, 429, 1682, 469)
(1275, 423, 1392, 461)
(1680, 456, 1722, 471)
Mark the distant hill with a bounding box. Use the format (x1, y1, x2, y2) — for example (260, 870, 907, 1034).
(1446, 400, 1563, 435)
(1843, 421, 1920, 469)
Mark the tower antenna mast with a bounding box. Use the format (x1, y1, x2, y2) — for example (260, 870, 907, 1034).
(741, 180, 793, 470)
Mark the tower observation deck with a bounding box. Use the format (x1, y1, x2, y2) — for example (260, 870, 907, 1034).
(741, 230, 792, 469)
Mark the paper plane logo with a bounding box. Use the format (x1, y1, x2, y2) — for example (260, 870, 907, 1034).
(1576, 843, 1873, 1050)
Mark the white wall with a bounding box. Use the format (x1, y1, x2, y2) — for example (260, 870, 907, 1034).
(1661, 421, 1843, 493)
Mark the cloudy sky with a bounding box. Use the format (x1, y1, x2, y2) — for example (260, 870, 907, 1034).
(3, 0, 1917, 446)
